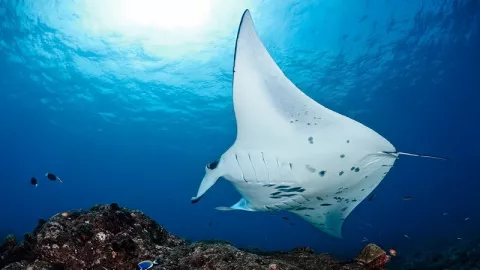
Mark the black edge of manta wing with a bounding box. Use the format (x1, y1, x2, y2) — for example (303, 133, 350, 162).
(191, 196, 202, 204)
(232, 9, 250, 75)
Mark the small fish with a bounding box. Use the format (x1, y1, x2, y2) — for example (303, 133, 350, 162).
(30, 177, 38, 187)
(281, 216, 289, 220)
(442, 212, 448, 216)
(404, 234, 410, 239)
(137, 259, 159, 270)
(365, 223, 373, 227)
(45, 173, 63, 183)
(361, 237, 368, 242)
(457, 237, 463, 240)
(61, 212, 69, 217)
(389, 248, 397, 256)
(368, 194, 376, 201)
(402, 196, 412, 201)
(465, 217, 470, 221)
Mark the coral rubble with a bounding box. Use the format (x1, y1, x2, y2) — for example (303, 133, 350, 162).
(0, 203, 390, 270)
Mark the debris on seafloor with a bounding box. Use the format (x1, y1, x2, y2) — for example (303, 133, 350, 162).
(0, 203, 391, 270)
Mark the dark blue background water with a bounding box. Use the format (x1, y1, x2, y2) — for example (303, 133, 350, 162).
(1, 0, 478, 259)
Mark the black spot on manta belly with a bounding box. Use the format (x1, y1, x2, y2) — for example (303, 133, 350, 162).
(305, 165, 316, 173)
(308, 136, 314, 144)
(295, 206, 315, 211)
(341, 207, 348, 212)
(319, 170, 326, 177)
(339, 171, 344, 176)
(280, 194, 297, 198)
(320, 203, 332, 206)
(355, 167, 360, 172)
(340, 154, 345, 158)
(280, 187, 304, 193)
(270, 191, 281, 196)
(275, 185, 291, 189)
(346, 140, 350, 143)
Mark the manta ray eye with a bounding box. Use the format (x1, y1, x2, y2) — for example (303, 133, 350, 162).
(207, 160, 219, 170)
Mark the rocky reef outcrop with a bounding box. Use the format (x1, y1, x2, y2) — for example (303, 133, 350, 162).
(0, 203, 390, 270)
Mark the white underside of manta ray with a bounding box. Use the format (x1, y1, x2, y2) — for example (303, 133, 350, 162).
(191, 9, 447, 238)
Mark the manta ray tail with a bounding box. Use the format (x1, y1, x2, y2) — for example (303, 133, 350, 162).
(382, 151, 449, 161)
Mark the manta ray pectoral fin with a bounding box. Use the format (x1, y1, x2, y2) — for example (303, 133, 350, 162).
(215, 197, 255, 212)
(382, 151, 449, 161)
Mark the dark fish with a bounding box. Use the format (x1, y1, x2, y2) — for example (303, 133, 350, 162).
(30, 177, 38, 187)
(281, 216, 289, 220)
(45, 173, 63, 183)
(402, 196, 412, 201)
(368, 194, 376, 201)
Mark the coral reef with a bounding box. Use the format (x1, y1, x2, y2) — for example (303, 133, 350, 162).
(0, 203, 390, 270)
(354, 244, 390, 270)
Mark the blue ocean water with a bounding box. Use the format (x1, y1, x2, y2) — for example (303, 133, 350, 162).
(0, 0, 478, 261)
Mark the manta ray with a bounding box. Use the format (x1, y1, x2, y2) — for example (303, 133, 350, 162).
(191, 9, 447, 238)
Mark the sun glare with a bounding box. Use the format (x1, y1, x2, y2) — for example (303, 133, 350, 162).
(116, 0, 212, 30)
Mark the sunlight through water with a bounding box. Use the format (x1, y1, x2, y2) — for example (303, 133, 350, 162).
(94, 0, 212, 31)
